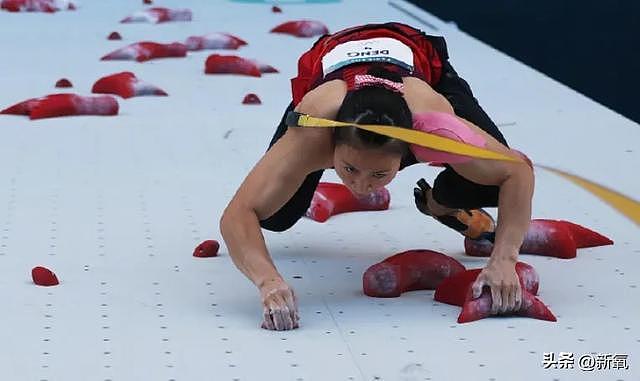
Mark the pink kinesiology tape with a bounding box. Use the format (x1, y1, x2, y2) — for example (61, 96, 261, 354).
(410, 112, 486, 164)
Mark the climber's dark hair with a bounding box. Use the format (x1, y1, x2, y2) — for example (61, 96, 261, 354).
(334, 64, 413, 156)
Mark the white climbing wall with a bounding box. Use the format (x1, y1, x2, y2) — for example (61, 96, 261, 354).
(0, 1, 638, 380)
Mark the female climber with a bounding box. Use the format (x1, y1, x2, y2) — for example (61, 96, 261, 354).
(220, 22, 534, 331)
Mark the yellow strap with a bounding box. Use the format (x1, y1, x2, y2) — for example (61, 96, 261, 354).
(537, 165, 640, 226)
(297, 114, 523, 163)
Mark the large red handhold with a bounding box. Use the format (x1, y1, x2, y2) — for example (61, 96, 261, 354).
(92, 72, 167, 99)
(1, 0, 75, 12)
(435, 262, 539, 306)
(55, 78, 72, 88)
(32, 266, 59, 286)
(242, 93, 261, 105)
(204, 54, 262, 77)
(305, 182, 390, 223)
(434, 262, 556, 324)
(120, 7, 192, 23)
(107, 31, 122, 40)
(101, 42, 188, 63)
(185, 33, 247, 51)
(193, 240, 219, 258)
(363, 250, 465, 298)
(270, 20, 328, 38)
(1, 94, 118, 120)
(465, 219, 613, 259)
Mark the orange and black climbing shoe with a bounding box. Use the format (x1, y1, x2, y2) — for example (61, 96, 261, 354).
(413, 178, 496, 242)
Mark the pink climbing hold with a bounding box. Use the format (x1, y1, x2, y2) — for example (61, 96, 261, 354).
(270, 20, 328, 38)
(184, 33, 247, 51)
(1, 0, 75, 12)
(271, 5, 282, 13)
(107, 31, 122, 41)
(363, 249, 466, 298)
(92, 72, 167, 99)
(32, 266, 59, 286)
(120, 7, 192, 23)
(205, 54, 262, 77)
(193, 240, 219, 258)
(101, 41, 188, 63)
(464, 219, 613, 259)
(55, 78, 72, 88)
(242, 93, 261, 105)
(305, 182, 390, 223)
(434, 262, 556, 324)
(1, 94, 118, 120)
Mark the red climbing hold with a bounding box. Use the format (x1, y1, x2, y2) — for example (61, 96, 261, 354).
(32, 266, 59, 286)
(205, 54, 262, 77)
(1, 0, 75, 12)
(363, 249, 466, 298)
(55, 78, 72, 88)
(242, 93, 261, 105)
(251, 59, 279, 74)
(558, 220, 613, 248)
(120, 7, 192, 23)
(185, 33, 247, 51)
(270, 20, 328, 38)
(464, 219, 613, 259)
(271, 5, 282, 13)
(305, 182, 390, 223)
(101, 42, 188, 63)
(143, 0, 152, 4)
(107, 31, 122, 41)
(193, 240, 219, 258)
(1, 94, 118, 120)
(92, 72, 167, 99)
(434, 262, 556, 324)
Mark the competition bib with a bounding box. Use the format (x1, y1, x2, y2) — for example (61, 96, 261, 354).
(321, 37, 414, 76)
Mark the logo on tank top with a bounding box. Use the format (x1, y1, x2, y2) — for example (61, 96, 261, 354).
(322, 37, 414, 75)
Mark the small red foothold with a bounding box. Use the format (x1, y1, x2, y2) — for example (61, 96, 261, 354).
(193, 240, 219, 258)
(270, 20, 328, 38)
(101, 42, 188, 63)
(242, 93, 261, 105)
(143, 0, 152, 4)
(464, 219, 613, 259)
(108, 31, 122, 40)
(1, 94, 119, 120)
(271, 5, 282, 13)
(55, 78, 73, 88)
(32, 266, 59, 286)
(204, 54, 262, 76)
(305, 182, 390, 222)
